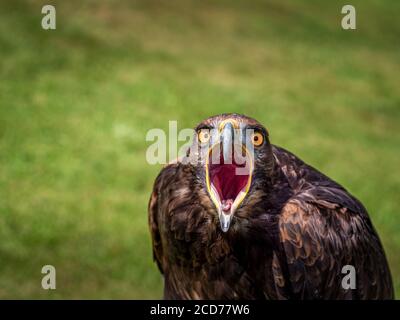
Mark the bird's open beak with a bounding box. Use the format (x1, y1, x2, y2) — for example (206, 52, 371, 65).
(205, 121, 253, 232)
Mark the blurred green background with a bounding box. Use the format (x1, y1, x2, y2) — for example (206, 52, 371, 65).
(0, 0, 399, 299)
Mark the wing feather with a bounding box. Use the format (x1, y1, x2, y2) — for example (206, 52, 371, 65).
(276, 187, 394, 299)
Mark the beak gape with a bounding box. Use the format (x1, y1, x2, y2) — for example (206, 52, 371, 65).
(205, 121, 253, 232)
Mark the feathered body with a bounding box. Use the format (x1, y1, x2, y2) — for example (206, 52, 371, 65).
(148, 114, 393, 299)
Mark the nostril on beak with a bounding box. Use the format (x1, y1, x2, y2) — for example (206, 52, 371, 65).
(221, 122, 234, 164)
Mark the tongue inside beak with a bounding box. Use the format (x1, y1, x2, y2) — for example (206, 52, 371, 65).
(207, 146, 252, 232)
(221, 199, 233, 212)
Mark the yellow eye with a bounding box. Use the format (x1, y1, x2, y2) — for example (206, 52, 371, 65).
(251, 132, 264, 146)
(198, 130, 211, 144)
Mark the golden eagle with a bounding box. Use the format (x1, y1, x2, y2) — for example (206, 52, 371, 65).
(148, 114, 393, 299)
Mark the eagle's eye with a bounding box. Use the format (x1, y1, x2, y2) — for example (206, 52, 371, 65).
(251, 131, 264, 146)
(198, 130, 211, 144)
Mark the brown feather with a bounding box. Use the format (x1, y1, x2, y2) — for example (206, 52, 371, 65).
(148, 114, 394, 299)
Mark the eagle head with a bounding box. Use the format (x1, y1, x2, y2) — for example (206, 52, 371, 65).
(186, 113, 274, 232)
(150, 114, 394, 300)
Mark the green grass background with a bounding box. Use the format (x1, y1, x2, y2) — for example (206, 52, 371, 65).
(0, 0, 399, 299)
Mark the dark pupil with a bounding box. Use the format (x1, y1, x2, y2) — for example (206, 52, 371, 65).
(254, 136, 258, 141)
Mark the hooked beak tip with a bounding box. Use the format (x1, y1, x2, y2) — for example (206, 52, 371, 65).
(219, 211, 233, 232)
